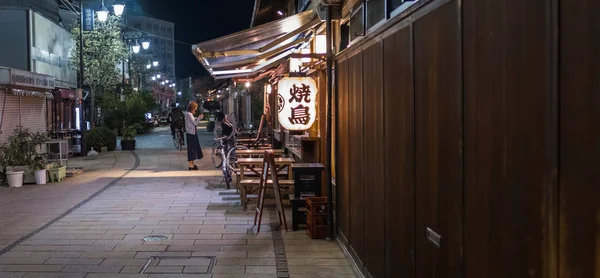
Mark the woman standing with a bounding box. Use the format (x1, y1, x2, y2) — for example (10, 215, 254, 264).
(185, 101, 204, 170)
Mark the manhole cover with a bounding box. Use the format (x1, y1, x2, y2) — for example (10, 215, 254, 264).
(143, 235, 169, 242)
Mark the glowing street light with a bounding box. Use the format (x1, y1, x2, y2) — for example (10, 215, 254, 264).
(141, 40, 150, 50)
(156, 74, 161, 79)
(96, 0, 109, 22)
(151, 76, 156, 81)
(153, 61, 159, 67)
(132, 41, 140, 54)
(178, 92, 182, 96)
(146, 64, 151, 69)
(112, 0, 126, 16)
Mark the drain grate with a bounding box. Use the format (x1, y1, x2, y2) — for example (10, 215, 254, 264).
(143, 235, 169, 242)
(141, 256, 217, 274)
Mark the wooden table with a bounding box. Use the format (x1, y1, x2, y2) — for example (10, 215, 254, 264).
(238, 157, 294, 181)
(236, 149, 284, 158)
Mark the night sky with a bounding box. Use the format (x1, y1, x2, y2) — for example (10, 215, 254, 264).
(137, 0, 255, 78)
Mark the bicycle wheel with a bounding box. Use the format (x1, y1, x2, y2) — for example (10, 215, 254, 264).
(173, 133, 180, 150)
(223, 165, 232, 189)
(178, 133, 184, 151)
(211, 142, 223, 168)
(227, 144, 249, 171)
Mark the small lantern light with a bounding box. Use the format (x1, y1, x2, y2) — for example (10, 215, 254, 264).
(113, 0, 126, 16)
(96, 0, 109, 22)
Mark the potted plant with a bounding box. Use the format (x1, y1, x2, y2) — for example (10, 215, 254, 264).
(31, 153, 47, 185)
(0, 127, 48, 185)
(0, 148, 24, 188)
(121, 125, 136, 150)
(48, 163, 67, 183)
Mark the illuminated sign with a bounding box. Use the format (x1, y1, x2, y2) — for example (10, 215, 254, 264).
(277, 77, 317, 131)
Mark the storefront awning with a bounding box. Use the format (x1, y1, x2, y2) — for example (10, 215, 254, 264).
(0, 67, 55, 99)
(5, 87, 54, 99)
(192, 10, 322, 79)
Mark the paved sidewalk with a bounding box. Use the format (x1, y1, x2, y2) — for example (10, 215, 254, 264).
(0, 148, 358, 277)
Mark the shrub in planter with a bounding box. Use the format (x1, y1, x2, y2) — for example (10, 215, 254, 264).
(0, 127, 48, 184)
(48, 162, 67, 182)
(133, 123, 145, 135)
(85, 127, 117, 152)
(121, 125, 136, 151)
(30, 153, 47, 185)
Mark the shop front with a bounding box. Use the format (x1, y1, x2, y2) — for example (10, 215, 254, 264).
(0, 67, 54, 145)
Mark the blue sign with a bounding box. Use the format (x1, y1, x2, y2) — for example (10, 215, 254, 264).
(83, 9, 94, 31)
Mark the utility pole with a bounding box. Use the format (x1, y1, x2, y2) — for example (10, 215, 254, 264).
(79, 0, 87, 155)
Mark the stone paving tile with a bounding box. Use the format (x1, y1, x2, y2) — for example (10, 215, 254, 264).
(61, 265, 124, 273)
(246, 265, 278, 274)
(290, 275, 359, 278)
(165, 245, 221, 252)
(0, 257, 49, 265)
(86, 274, 149, 278)
(112, 245, 167, 252)
(134, 252, 191, 259)
(287, 265, 357, 274)
(143, 266, 183, 273)
(213, 274, 277, 278)
(44, 258, 103, 265)
(286, 251, 347, 259)
(212, 265, 246, 273)
(148, 275, 210, 278)
(216, 258, 277, 266)
(60, 245, 116, 252)
(22, 273, 86, 278)
(182, 265, 209, 273)
(0, 272, 25, 277)
(120, 265, 144, 273)
(100, 259, 149, 266)
(191, 251, 247, 258)
(287, 258, 355, 266)
(80, 251, 137, 259)
(3, 265, 66, 272)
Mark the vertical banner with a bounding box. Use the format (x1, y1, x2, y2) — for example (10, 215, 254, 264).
(83, 9, 94, 31)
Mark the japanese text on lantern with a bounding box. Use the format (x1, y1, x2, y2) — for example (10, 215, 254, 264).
(277, 77, 317, 131)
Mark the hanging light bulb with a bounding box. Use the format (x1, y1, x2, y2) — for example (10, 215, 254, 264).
(156, 74, 161, 79)
(245, 81, 251, 88)
(153, 61, 159, 67)
(146, 64, 151, 69)
(141, 37, 150, 50)
(132, 41, 140, 54)
(151, 76, 156, 81)
(113, 0, 126, 16)
(97, 0, 109, 22)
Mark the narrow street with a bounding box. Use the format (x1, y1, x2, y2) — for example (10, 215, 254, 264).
(0, 126, 358, 278)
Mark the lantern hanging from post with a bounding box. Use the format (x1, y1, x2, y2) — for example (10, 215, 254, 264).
(277, 77, 317, 131)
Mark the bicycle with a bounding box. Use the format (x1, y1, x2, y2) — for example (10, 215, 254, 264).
(212, 131, 249, 168)
(212, 133, 249, 189)
(173, 128, 184, 151)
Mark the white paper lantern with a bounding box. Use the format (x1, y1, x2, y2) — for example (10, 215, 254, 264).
(277, 77, 317, 131)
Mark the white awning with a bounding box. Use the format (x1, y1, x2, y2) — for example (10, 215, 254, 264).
(192, 10, 322, 79)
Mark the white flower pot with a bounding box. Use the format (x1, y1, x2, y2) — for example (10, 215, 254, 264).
(6, 171, 24, 188)
(34, 170, 47, 185)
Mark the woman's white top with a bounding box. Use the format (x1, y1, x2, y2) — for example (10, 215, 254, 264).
(185, 112, 202, 135)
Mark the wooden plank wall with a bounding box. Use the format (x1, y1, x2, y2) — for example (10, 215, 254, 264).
(558, 0, 600, 277)
(334, 0, 599, 277)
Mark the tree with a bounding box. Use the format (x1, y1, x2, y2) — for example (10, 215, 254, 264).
(70, 14, 127, 125)
(152, 85, 176, 114)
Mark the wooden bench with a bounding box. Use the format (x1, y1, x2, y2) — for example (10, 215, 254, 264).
(239, 179, 294, 210)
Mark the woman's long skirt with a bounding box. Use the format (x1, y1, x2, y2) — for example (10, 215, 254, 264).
(186, 133, 203, 161)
